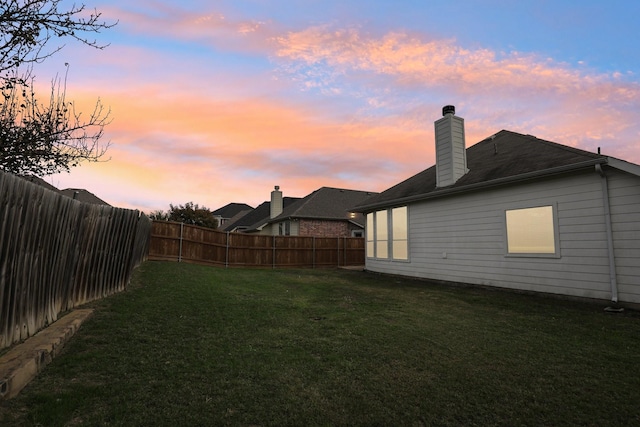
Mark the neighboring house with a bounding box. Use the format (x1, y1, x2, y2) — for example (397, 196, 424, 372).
(354, 105, 640, 305)
(264, 186, 377, 237)
(212, 203, 253, 228)
(228, 186, 377, 237)
(20, 175, 59, 193)
(59, 188, 111, 206)
(221, 192, 301, 233)
(20, 176, 111, 206)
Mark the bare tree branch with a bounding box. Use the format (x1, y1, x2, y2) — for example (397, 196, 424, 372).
(0, 67, 111, 175)
(0, 0, 116, 73)
(0, 1, 116, 176)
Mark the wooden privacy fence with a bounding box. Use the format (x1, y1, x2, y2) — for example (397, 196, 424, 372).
(0, 171, 151, 351)
(148, 221, 365, 268)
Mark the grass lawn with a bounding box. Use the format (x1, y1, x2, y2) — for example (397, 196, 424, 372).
(1, 261, 639, 426)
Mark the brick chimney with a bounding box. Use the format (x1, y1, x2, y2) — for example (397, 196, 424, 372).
(270, 185, 283, 219)
(434, 105, 468, 187)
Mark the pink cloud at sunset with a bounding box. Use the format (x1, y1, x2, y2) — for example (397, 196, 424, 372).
(274, 26, 640, 151)
(98, 3, 279, 55)
(36, 1, 639, 214)
(49, 82, 431, 210)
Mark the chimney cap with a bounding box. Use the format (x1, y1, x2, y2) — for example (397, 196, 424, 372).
(274, 185, 280, 191)
(442, 105, 455, 116)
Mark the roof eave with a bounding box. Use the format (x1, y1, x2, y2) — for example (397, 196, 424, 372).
(354, 158, 607, 213)
(267, 215, 359, 224)
(607, 157, 640, 177)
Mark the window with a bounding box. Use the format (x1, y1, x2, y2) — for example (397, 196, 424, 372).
(376, 210, 388, 258)
(366, 214, 374, 257)
(366, 207, 409, 260)
(391, 207, 408, 260)
(506, 205, 557, 255)
(278, 221, 291, 236)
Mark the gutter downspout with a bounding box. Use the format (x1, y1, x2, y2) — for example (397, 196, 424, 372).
(596, 164, 618, 303)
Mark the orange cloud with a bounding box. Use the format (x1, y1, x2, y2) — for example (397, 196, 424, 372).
(44, 10, 640, 213)
(49, 79, 432, 211)
(274, 25, 640, 161)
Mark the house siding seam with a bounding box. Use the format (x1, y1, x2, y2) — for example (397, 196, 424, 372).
(366, 170, 640, 303)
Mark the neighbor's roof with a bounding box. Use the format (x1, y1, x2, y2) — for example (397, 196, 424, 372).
(212, 202, 254, 218)
(59, 188, 111, 206)
(18, 175, 112, 206)
(223, 197, 301, 232)
(354, 130, 608, 212)
(20, 175, 59, 192)
(269, 187, 378, 226)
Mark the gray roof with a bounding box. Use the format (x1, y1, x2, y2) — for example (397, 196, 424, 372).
(223, 197, 301, 232)
(19, 176, 111, 206)
(212, 203, 254, 218)
(59, 188, 111, 206)
(355, 130, 607, 212)
(20, 175, 59, 192)
(270, 187, 378, 227)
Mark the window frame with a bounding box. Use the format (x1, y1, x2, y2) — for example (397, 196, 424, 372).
(366, 206, 409, 261)
(391, 206, 408, 260)
(278, 220, 291, 236)
(504, 203, 561, 258)
(375, 210, 389, 259)
(366, 213, 375, 258)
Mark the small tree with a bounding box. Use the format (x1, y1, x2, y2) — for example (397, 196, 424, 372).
(0, 68, 111, 175)
(0, 0, 116, 176)
(147, 209, 169, 221)
(167, 202, 218, 229)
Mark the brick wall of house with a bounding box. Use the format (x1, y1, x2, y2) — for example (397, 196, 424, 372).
(298, 219, 358, 237)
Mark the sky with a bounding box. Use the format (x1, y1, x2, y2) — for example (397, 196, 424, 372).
(32, 0, 640, 213)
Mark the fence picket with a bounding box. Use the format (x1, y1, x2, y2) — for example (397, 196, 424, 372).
(0, 171, 151, 351)
(148, 221, 364, 268)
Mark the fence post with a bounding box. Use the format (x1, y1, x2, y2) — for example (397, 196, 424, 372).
(225, 231, 230, 268)
(272, 235, 276, 269)
(344, 237, 347, 266)
(337, 237, 340, 267)
(178, 222, 184, 262)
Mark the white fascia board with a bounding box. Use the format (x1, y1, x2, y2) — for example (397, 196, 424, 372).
(607, 157, 640, 177)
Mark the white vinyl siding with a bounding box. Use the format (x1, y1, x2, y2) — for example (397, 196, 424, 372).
(607, 169, 640, 303)
(366, 169, 640, 303)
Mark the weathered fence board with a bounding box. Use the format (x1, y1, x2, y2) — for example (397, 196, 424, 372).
(0, 171, 151, 351)
(148, 221, 365, 268)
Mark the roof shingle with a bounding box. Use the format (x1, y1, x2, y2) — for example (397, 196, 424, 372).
(270, 187, 377, 225)
(355, 130, 606, 211)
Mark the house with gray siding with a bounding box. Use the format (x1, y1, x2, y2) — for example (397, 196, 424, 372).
(354, 106, 640, 305)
